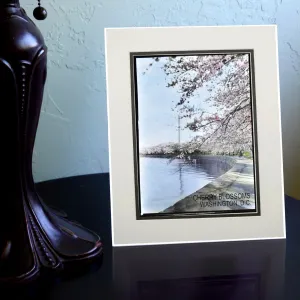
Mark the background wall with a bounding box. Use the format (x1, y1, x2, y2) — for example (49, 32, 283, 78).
(22, 0, 299, 199)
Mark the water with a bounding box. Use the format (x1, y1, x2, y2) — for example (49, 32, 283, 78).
(139, 156, 231, 214)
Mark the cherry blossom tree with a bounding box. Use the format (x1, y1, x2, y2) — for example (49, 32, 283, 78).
(145, 53, 254, 157)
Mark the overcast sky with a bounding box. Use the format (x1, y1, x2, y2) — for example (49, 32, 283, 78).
(135, 56, 214, 151)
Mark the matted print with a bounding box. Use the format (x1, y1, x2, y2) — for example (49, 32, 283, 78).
(131, 50, 260, 219)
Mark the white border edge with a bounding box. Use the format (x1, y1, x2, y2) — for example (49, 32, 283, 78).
(104, 24, 277, 31)
(113, 236, 286, 247)
(274, 25, 286, 239)
(104, 28, 116, 247)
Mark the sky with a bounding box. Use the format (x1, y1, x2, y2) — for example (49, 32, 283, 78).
(135, 56, 214, 151)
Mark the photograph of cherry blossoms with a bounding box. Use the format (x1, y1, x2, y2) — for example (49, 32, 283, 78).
(132, 51, 259, 218)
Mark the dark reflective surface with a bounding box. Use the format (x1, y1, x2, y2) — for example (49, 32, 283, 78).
(113, 240, 285, 300)
(6, 173, 297, 300)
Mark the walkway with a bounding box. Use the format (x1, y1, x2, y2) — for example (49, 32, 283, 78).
(163, 158, 256, 213)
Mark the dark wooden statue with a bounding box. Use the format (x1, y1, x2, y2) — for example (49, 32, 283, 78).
(0, 0, 103, 285)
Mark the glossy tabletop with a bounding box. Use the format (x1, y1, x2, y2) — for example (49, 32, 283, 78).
(11, 174, 300, 299)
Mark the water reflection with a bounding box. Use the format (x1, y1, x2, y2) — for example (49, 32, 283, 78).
(140, 157, 232, 214)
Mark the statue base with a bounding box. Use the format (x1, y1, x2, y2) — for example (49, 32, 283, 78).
(0, 191, 103, 285)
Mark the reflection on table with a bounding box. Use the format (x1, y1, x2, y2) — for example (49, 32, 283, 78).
(113, 240, 285, 300)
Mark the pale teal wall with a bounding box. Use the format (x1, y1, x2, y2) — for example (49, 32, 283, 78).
(22, 0, 300, 199)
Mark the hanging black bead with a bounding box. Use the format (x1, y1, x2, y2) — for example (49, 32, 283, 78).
(33, 0, 47, 20)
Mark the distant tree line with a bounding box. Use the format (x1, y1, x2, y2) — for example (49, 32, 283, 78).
(140, 142, 253, 159)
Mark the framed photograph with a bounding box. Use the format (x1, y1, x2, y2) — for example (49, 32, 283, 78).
(105, 25, 285, 246)
(131, 49, 259, 219)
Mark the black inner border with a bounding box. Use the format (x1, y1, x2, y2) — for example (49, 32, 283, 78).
(130, 49, 261, 220)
